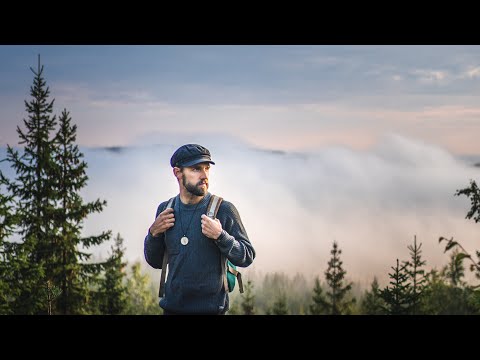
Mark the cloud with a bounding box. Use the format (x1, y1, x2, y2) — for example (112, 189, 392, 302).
(466, 67, 480, 78)
(412, 69, 449, 83)
(60, 133, 480, 287)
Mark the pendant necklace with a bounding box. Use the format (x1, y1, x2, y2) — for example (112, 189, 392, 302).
(179, 199, 201, 246)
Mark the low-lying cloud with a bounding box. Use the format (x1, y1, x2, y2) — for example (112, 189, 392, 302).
(2, 133, 480, 287)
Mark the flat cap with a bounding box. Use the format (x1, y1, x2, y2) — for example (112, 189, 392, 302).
(170, 144, 215, 168)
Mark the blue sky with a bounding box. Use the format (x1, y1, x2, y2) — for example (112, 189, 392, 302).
(2, 45, 480, 154)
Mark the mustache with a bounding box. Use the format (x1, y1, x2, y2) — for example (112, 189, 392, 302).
(197, 181, 208, 186)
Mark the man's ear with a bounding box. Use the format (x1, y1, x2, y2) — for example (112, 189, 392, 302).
(173, 167, 182, 180)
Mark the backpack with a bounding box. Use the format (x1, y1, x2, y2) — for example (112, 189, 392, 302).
(158, 194, 244, 298)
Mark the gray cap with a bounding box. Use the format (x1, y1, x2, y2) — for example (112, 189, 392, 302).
(170, 144, 215, 168)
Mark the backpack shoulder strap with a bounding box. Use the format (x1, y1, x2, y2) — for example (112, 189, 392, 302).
(159, 196, 175, 298)
(206, 194, 223, 219)
(207, 195, 237, 293)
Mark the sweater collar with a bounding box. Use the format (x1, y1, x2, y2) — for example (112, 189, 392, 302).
(177, 192, 211, 210)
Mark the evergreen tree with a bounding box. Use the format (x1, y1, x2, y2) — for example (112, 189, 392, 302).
(404, 235, 427, 314)
(0, 172, 19, 314)
(360, 277, 385, 315)
(4, 56, 59, 314)
(124, 262, 162, 315)
(227, 300, 240, 315)
(290, 272, 311, 315)
(439, 180, 480, 282)
(269, 292, 289, 315)
(442, 249, 466, 288)
(324, 241, 355, 315)
(379, 259, 412, 315)
(2, 57, 111, 314)
(421, 268, 479, 314)
(51, 108, 111, 314)
(240, 279, 256, 315)
(254, 271, 313, 315)
(257, 272, 289, 314)
(98, 233, 127, 315)
(309, 276, 328, 315)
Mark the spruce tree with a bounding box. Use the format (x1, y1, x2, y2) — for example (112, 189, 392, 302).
(240, 279, 256, 315)
(51, 108, 111, 314)
(124, 262, 162, 315)
(309, 276, 328, 315)
(360, 277, 385, 315)
(379, 259, 412, 315)
(404, 235, 427, 314)
(98, 233, 127, 315)
(3, 57, 112, 314)
(0, 172, 19, 314)
(421, 268, 479, 314)
(442, 249, 466, 288)
(439, 180, 480, 281)
(270, 292, 289, 315)
(324, 241, 355, 315)
(5, 56, 59, 314)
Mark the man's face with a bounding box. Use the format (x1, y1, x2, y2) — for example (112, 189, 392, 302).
(181, 162, 210, 196)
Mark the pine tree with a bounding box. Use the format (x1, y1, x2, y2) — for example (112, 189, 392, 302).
(0, 172, 19, 314)
(240, 279, 256, 315)
(270, 292, 289, 315)
(98, 233, 128, 314)
(324, 241, 356, 315)
(4, 55, 59, 314)
(3, 57, 112, 314)
(438, 180, 480, 282)
(360, 277, 385, 315)
(421, 268, 479, 314)
(124, 262, 162, 315)
(379, 259, 412, 315)
(442, 249, 466, 288)
(290, 272, 310, 315)
(51, 108, 111, 314)
(404, 235, 427, 314)
(309, 276, 328, 315)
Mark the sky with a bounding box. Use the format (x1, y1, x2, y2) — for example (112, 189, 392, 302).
(1, 45, 480, 287)
(2, 45, 480, 154)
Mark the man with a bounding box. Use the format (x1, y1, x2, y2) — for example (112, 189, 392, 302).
(144, 144, 255, 315)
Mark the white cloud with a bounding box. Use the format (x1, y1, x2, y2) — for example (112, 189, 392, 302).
(73, 133, 480, 287)
(412, 69, 449, 83)
(462, 66, 480, 79)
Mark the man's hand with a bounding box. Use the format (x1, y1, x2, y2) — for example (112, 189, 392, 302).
(149, 208, 175, 237)
(201, 214, 223, 240)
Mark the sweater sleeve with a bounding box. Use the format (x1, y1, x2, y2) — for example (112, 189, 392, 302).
(144, 202, 167, 269)
(215, 201, 255, 268)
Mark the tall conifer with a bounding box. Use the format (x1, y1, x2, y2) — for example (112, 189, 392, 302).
(5, 56, 58, 313)
(324, 241, 355, 314)
(309, 277, 328, 315)
(379, 259, 412, 315)
(240, 280, 256, 315)
(98, 233, 127, 315)
(51, 108, 111, 314)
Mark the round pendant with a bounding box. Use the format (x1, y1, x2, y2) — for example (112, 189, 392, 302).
(180, 236, 189, 245)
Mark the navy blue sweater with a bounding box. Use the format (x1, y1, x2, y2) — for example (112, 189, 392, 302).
(144, 192, 255, 314)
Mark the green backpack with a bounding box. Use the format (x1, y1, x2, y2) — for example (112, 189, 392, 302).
(158, 194, 243, 298)
(206, 194, 243, 293)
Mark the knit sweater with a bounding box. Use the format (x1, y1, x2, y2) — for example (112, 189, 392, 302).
(144, 192, 255, 314)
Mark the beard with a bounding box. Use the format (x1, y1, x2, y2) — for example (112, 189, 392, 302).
(182, 175, 208, 196)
